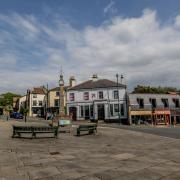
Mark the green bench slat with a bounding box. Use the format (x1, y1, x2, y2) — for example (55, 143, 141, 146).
(12, 126, 58, 138)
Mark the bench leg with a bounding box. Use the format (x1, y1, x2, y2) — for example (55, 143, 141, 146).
(17, 132, 21, 138)
(32, 132, 36, 138)
(77, 128, 80, 136)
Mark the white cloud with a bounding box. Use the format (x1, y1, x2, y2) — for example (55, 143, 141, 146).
(103, 0, 117, 15)
(0, 9, 180, 94)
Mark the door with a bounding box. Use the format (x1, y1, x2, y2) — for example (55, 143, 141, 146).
(97, 104, 105, 120)
(85, 105, 90, 120)
(69, 107, 77, 121)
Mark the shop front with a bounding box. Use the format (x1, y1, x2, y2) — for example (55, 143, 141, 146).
(170, 109, 180, 125)
(153, 110, 171, 125)
(130, 110, 152, 125)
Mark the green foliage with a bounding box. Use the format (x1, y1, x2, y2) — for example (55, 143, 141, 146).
(20, 107, 29, 115)
(132, 85, 179, 94)
(4, 105, 13, 112)
(0, 92, 21, 107)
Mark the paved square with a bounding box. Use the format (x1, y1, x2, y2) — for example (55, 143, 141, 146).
(0, 120, 180, 180)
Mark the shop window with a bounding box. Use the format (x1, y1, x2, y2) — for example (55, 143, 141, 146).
(90, 105, 94, 117)
(80, 106, 84, 117)
(137, 98, 144, 109)
(84, 92, 89, 100)
(162, 99, 169, 108)
(110, 104, 113, 116)
(114, 104, 119, 116)
(121, 104, 124, 116)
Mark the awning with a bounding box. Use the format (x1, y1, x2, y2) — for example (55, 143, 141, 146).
(130, 111, 152, 116)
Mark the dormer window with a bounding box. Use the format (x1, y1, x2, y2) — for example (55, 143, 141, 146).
(162, 99, 169, 108)
(84, 92, 89, 100)
(137, 98, 144, 109)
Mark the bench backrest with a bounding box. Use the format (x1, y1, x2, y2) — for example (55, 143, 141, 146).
(58, 119, 71, 126)
(13, 126, 55, 132)
(79, 124, 97, 129)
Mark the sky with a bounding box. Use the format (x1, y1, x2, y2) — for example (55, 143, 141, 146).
(0, 0, 180, 94)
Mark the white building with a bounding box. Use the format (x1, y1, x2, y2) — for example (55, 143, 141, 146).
(66, 75, 128, 123)
(18, 95, 26, 110)
(27, 87, 46, 117)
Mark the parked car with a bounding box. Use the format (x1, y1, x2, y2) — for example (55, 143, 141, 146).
(10, 112, 23, 119)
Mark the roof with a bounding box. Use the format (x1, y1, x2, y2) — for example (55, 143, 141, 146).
(32, 87, 45, 94)
(68, 79, 126, 90)
(49, 86, 69, 92)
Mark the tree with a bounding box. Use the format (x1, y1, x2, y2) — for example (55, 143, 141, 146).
(0, 92, 21, 107)
(20, 107, 29, 122)
(4, 105, 13, 121)
(132, 85, 179, 94)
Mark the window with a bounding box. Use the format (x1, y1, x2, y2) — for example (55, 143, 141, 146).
(85, 105, 90, 119)
(39, 101, 43, 106)
(80, 106, 84, 117)
(114, 104, 119, 115)
(69, 93, 75, 101)
(173, 99, 179, 108)
(162, 99, 169, 108)
(121, 104, 124, 116)
(90, 105, 94, 117)
(98, 91, 103, 99)
(56, 91, 60, 96)
(137, 98, 144, 109)
(150, 98, 156, 108)
(113, 90, 119, 99)
(33, 100, 37, 106)
(54, 99, 59, 107)
(84, 92, 89, 100)
(110, 104, 113, 116)
(33, 94, 37, 98)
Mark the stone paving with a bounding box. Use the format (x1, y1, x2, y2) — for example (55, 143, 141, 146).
(0, 120, 180, 180)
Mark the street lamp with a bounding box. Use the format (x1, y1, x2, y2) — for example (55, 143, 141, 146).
(116, 74, 121, 124)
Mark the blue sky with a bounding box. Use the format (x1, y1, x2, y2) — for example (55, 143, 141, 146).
(0, 0, 180, 94)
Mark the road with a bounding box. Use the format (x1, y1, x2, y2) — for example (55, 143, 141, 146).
(103, 124, 180, 139)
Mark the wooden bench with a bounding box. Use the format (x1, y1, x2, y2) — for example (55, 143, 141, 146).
(77, 124, 97, 136)
(12, 125, 59, 138)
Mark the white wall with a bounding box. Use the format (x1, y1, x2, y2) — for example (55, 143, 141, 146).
(67, 87, 127, 120)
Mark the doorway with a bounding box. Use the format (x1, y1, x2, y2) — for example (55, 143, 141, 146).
(69, 107, 77, 121)
(97, 104, 105, 120)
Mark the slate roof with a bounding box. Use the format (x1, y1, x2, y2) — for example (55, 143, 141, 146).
(68, 79, 126, 90)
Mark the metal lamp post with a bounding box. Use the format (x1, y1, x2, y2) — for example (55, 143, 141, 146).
(116, 74, 121, 124)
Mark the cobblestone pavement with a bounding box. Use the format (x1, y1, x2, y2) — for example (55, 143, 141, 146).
(0, 120, 180, 180)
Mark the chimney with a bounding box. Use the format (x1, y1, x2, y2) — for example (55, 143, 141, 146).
(69, 76, 76, 87)
(92, 74, 98, 81)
